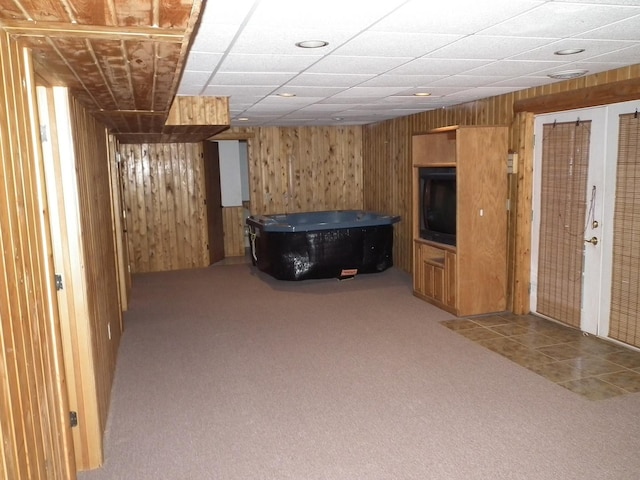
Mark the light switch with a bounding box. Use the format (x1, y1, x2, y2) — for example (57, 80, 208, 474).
(507, 153, 518, 174)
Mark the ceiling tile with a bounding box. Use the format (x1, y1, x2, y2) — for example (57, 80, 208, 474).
(288, 73, 376, 88)
(507, 38, 640, 61)
(427, 35, 556, 60)
(219, 54, 323, 73)
(480, 2, 640, 37)
(356, 74, 448, 88)
(209, 72, 296, 86)
(183, 52, 223, 72)
(306, 56, 413, 75)
(189, 24, 240, 54)
(575, 14, 640, 40)
(389, 58, 493, 76)
(247, 0, 406, 30)
(463, 60, 559, 76)
(334, 31, 463, 57)
(372, 0, 546, 34)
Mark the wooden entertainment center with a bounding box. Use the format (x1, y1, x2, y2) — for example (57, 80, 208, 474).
(412, 125, 508, 316)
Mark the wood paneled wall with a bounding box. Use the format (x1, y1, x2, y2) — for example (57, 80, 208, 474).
(123, 126, 364, 272)
(0, 33, 74, 480)
(222, 206, 247, 257)
(248, 126, 363, 215)
(363, 117, 411, 274)
(119, 142, 209, 273)
(67, 94, 123, 469)
(362, 64, 640, 313)
(38, 87, 129, 471)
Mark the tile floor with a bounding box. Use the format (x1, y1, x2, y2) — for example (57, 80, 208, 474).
(442, 313, 640, 400)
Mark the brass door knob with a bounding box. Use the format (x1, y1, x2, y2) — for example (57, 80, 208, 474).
(584, 236, 598, 246)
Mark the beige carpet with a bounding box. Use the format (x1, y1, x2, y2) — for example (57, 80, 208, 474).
(79, 265, 640, 480)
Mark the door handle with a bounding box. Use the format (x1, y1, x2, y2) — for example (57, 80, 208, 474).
(585, 236, 598, 246)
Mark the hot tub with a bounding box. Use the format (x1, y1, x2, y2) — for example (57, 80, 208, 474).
(246, 210, 401, 281)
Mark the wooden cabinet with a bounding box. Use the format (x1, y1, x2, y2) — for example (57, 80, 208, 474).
(415, 242, 456, 312)
(412, 125, 508, 317)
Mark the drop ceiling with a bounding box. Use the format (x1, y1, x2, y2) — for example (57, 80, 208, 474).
(179, 0, 640, 127)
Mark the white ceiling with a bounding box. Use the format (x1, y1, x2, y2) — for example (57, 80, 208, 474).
(178, 0, 640, 127)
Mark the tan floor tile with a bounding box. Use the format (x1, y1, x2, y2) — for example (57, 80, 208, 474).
(489, 323, 531, 336)
(602, 350, 640, 369)
(559, 377, 626, 400)
(468, 315, 511, 327)
(456, 327, 504, 341)
(441, 319, 479, 331)
(500, 348, 556, 369)
(567, 337, 626, 356)
(536, 343, 583, 361)
(529, 361, 584, 383)
(558, 357, 626, 376)
(598, 370, 640, 393)
(539, 329, 584, 344)
(509, 316, 553, 328)
(510, 332, 563, 348)
(479, 337, 531, 355)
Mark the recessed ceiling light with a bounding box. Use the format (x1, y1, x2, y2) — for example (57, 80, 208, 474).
(295, 40, 329, 49)
(547, 69, 589, 79)
(554, 48, 585, 56)
(413, 92, 432, 97)
(277, 93, 296, 97)
(332, 116, 344, 121)
(236, 117, 249, 121)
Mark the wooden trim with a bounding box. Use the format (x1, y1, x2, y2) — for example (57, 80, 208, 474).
(108, 135, 130, 313)
(3, 21, 184, 42)
(209, 129, 255, 141)
(511, 111, 534, 314)
(513, 78, 640, 114)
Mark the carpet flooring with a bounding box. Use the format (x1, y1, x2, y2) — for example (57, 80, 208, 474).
(79, 264, 640, 480)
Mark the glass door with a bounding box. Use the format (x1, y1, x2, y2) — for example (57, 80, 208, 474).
(532, 100, 640, 345)
(531, 107, 607, 335)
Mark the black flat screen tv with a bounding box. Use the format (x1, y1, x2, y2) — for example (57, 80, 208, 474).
(419, 167, 456, 246)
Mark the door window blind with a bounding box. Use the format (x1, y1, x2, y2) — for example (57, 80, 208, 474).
(609, 113, 640, 347)
(536, 121, 591, 328)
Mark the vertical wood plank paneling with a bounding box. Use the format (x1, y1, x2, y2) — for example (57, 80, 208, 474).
(511, 112, 535, 314)
(248, 126, 364, 215)
(39, 87, 95, 470)
(222, 206, 246, 257)
(120, 142, 209, 273)
(0, 33, 74, 480)
(68, 93, 123, 470)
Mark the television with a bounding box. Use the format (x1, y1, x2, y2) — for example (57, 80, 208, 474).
(419, 167, 456, 246)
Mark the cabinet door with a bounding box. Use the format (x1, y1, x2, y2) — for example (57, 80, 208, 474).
(423, 261, 435, 298)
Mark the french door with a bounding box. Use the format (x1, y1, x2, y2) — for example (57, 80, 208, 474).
(531, 100, 640, 347)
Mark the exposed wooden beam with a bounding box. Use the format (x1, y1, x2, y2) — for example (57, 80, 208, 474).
(513, 78, 640, 114)
(2, 21, 184, 42)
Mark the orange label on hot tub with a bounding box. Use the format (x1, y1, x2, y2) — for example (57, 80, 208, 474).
(341, 269, 358, 277)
